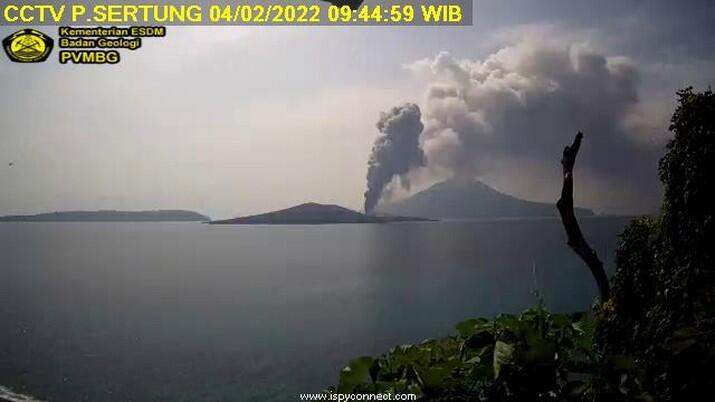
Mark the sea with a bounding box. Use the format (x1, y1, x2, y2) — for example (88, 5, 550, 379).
(0, 217, 632, 401)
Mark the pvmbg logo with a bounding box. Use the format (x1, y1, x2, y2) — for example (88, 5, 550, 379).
(2, 29, 54, 63)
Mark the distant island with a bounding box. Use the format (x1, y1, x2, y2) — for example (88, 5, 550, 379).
(0, 210, 210, 222)
(209, 203, 433, 224)
(377, 178, 594, 219)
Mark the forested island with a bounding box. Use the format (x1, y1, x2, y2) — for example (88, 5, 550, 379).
(209, 202, 433, 224)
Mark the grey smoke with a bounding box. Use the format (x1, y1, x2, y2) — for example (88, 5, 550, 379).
(409, 40, 664, 213)
(364, 103, 425, 214)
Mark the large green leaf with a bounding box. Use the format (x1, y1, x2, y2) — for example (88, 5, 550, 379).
(493, 340, 516, 378)
(338, 356, 373, 393)
(419, 365, 452, 388)
(456, 318, 489, 337)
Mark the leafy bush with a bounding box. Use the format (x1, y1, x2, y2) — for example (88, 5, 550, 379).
(598, 88, 715, 401)
(331, 307, 651, 401)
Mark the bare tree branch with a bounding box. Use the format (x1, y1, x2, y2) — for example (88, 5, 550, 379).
(556, 132, 611, 301)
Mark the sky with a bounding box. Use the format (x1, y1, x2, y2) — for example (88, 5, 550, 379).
(1, 0, 714, 219)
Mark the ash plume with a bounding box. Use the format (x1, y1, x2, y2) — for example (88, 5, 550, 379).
(364, 103, 425, 214)
(407, 38, 664, 213)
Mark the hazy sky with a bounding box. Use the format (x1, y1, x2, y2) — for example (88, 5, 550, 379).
(1, 0, 713, 219)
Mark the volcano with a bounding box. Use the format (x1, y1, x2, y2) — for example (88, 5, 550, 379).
(377, 178, 594, 219)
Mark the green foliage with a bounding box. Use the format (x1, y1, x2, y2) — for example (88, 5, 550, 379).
(331, 308, 651, 401)
(598, 87, 715, 401)
(658, 87, 715, 324)
(597, 218, 658, 354)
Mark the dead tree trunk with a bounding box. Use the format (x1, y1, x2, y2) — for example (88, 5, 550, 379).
(556, 132, 611, 301)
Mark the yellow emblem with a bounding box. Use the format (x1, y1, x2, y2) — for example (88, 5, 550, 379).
(3, 29, 54, 63)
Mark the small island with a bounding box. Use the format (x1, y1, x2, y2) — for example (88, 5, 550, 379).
(208, 203, 433, 225)
(0, 210, 210, 222)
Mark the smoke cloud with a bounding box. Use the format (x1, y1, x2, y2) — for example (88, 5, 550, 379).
(364, 103, 425, 214)
(408, 40, 664, 213)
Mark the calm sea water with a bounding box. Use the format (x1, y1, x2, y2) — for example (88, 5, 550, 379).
(0, 217, 631, 401)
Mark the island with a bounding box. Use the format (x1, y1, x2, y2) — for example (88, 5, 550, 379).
(0, 210, 210, 222)
(209, 203, 433, 224)
(377, 178, 594, 219)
